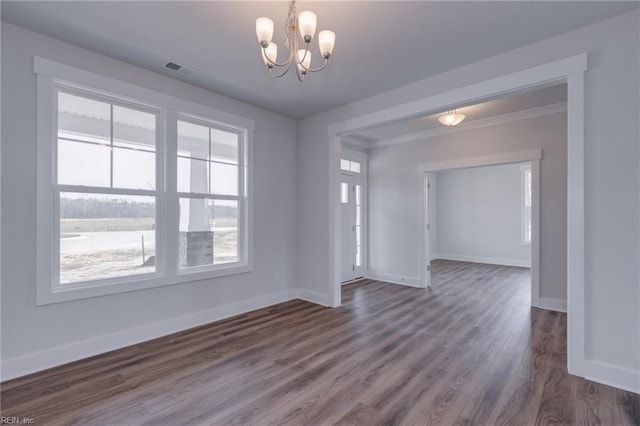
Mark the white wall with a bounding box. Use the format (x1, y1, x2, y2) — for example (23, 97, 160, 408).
(1, 23, 298, 377)
(434, 163, 531, 267)
(368, 115, 563, 292)
(297, 10, 639, 388)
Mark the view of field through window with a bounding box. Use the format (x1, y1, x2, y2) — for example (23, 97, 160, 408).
(177, 119, 241, 269)
(178, 199, 239, 268)
(60, 193, 156, 283)
(57, 91, 241, 284)
(57, 91, 159, 284)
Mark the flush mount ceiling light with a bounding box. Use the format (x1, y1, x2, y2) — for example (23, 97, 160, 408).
(256, 0, 336, 82)
(438, 110, 466, 127)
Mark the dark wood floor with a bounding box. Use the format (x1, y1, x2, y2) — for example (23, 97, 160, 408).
(2, 260, 639, 425)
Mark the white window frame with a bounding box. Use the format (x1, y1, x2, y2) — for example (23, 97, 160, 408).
(340, 158, 362, 174)
(175, 114, 248, 276)
(521, 163, 532, 246)
(54, 85, 164, 287)
(35, 57, 254, 305)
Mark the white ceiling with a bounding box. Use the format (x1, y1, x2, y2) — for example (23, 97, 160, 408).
(2, 1, 637, 118)
(349, 84, 567, 143)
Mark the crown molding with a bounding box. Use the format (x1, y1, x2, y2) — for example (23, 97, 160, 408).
(340, 135, 370, 149)
(367, 101, 567, 149)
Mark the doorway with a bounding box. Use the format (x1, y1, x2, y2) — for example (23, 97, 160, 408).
(340, 174, 364, 282)
(340, 149, 367, 283)
(423, 159, 538, 307)
(327, 53, 586, 386)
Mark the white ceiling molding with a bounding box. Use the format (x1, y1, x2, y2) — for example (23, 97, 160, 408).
(340, 135, 370, 149)
(366, 101, 567, 149)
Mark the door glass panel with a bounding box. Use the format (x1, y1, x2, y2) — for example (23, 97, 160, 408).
(340, 182, 349, 204)
(340, 159, 350, 171)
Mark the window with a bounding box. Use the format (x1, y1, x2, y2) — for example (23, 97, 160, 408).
(36, 57, 253, 304)
(521, 164, 532, 245)
(57, 90, 159, 285)
(340, 159, 361, 174)
(177, 119, 243, 270)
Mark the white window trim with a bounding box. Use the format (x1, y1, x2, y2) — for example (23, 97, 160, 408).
(54, 85, 165, 291)
(340, 148, 367, 178)
(521, 163, 532, 246)
(35, 57, 254, 305)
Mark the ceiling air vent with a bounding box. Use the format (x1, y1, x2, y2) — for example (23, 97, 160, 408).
(164, 61, 196, 77)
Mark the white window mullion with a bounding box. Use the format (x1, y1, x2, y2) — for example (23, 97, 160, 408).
(56, 185, 157, 197)
(165, 109, 179, 279)
(175, 192, 239, 201)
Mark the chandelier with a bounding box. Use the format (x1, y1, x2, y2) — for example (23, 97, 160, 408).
(255, 0, 336, 82)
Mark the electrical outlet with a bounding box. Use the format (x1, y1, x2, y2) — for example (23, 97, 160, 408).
(273, 272, 280, 283)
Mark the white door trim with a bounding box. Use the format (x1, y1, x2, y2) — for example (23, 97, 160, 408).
(327, 53, 587, 382)
(417, 149, 542, 173)
(420, 174, 431, 288)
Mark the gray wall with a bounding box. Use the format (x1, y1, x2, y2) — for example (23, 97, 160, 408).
(1, 24, 298, 361)
(297, 10, 639, 374)
(368, 115, 563, 295)
(435, 163, 532, 267)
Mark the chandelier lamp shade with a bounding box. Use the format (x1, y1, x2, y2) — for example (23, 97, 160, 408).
(256, 0, 336, 82)
(438, 110, 466, 126)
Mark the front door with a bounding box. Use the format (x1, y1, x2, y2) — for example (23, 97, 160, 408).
(341, 174, 364, 283)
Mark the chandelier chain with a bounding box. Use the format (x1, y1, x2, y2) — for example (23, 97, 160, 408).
(284, 0, 296, 50)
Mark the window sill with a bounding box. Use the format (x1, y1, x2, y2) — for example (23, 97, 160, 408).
(37, 264, 253, 305)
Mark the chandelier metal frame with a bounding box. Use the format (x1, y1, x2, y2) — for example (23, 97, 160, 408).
(256, 0, 336, 82)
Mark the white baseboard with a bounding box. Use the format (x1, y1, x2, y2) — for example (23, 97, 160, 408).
(435, 253, 531, 268)
(296, 289, 332, 307)
(366, 271, 425, 288)
(535, 297, 567, 313)
(581, 360, 640, 394)
(1, 289, 297, 382)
